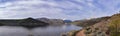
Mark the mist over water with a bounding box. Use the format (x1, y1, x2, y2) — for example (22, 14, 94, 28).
(0, 24, 82, 36)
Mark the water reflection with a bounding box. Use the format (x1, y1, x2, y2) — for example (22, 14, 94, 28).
(0, 26, 29, 36)
(0, 25, 82, 36)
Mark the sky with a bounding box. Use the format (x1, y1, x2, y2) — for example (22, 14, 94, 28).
(0, 0, 120, 20)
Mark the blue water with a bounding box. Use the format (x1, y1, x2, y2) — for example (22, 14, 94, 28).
(0, 24, 82, 36)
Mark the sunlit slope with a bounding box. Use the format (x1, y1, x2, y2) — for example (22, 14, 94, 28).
(72, 17, 110, 27)
(74, 13, 120, 36)
(108, 13, 120, 36)
(83, 13, 120, 36)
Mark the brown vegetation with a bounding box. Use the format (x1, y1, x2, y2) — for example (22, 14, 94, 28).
(72, 17, 110, 27)
(74, 13, 120, 36)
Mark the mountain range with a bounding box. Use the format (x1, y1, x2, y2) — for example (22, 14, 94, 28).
(0, 17, 68, 28)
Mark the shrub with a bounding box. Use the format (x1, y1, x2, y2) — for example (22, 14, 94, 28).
(108, 15, 120, 36)
(0, 23, 4, 26)
(85, 27, 92, 34)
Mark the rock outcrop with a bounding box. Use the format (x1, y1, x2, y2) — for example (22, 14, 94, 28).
(37, 18, 50, 24)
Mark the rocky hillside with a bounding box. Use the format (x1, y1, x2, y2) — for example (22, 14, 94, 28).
(75, 13, 120, 36)
(72, 16, 110, 27)
(19, 18, 49, 28)
(0, 18, 49, 28)
(37, 18, 65, 25)
(108, 13, 120, 36)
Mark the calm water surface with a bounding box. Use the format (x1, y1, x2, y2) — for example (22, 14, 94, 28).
(0, 24, 82, 36)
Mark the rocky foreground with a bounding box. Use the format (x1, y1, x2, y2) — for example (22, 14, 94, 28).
(67, 13, 120, 36)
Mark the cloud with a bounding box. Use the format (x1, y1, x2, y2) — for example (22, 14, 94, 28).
(0, 0, 83, 20)
(0, 0, 120, 20)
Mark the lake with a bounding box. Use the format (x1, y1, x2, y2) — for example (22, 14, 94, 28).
(0, 24, 82, 36)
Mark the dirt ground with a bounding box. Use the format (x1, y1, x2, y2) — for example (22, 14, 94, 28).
(76, 30, 85, 36)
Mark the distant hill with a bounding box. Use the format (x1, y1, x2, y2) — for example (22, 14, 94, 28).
(37, 18, 65, 25)
(0, 18, 49, 28)
(19, 18, 49, 28)
(36, 18, 50, 24)
(0, 17, 66, 28)
(64, 20, 72, 23)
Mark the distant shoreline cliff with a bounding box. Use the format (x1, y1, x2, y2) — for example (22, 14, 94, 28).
(0, 18, 49, 28)
(0, 17, 69, 28)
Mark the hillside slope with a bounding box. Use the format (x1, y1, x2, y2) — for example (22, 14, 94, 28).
(37, 18, 65, 25)
(76, 13, 120, 36)
(72, 17, 110, 27)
